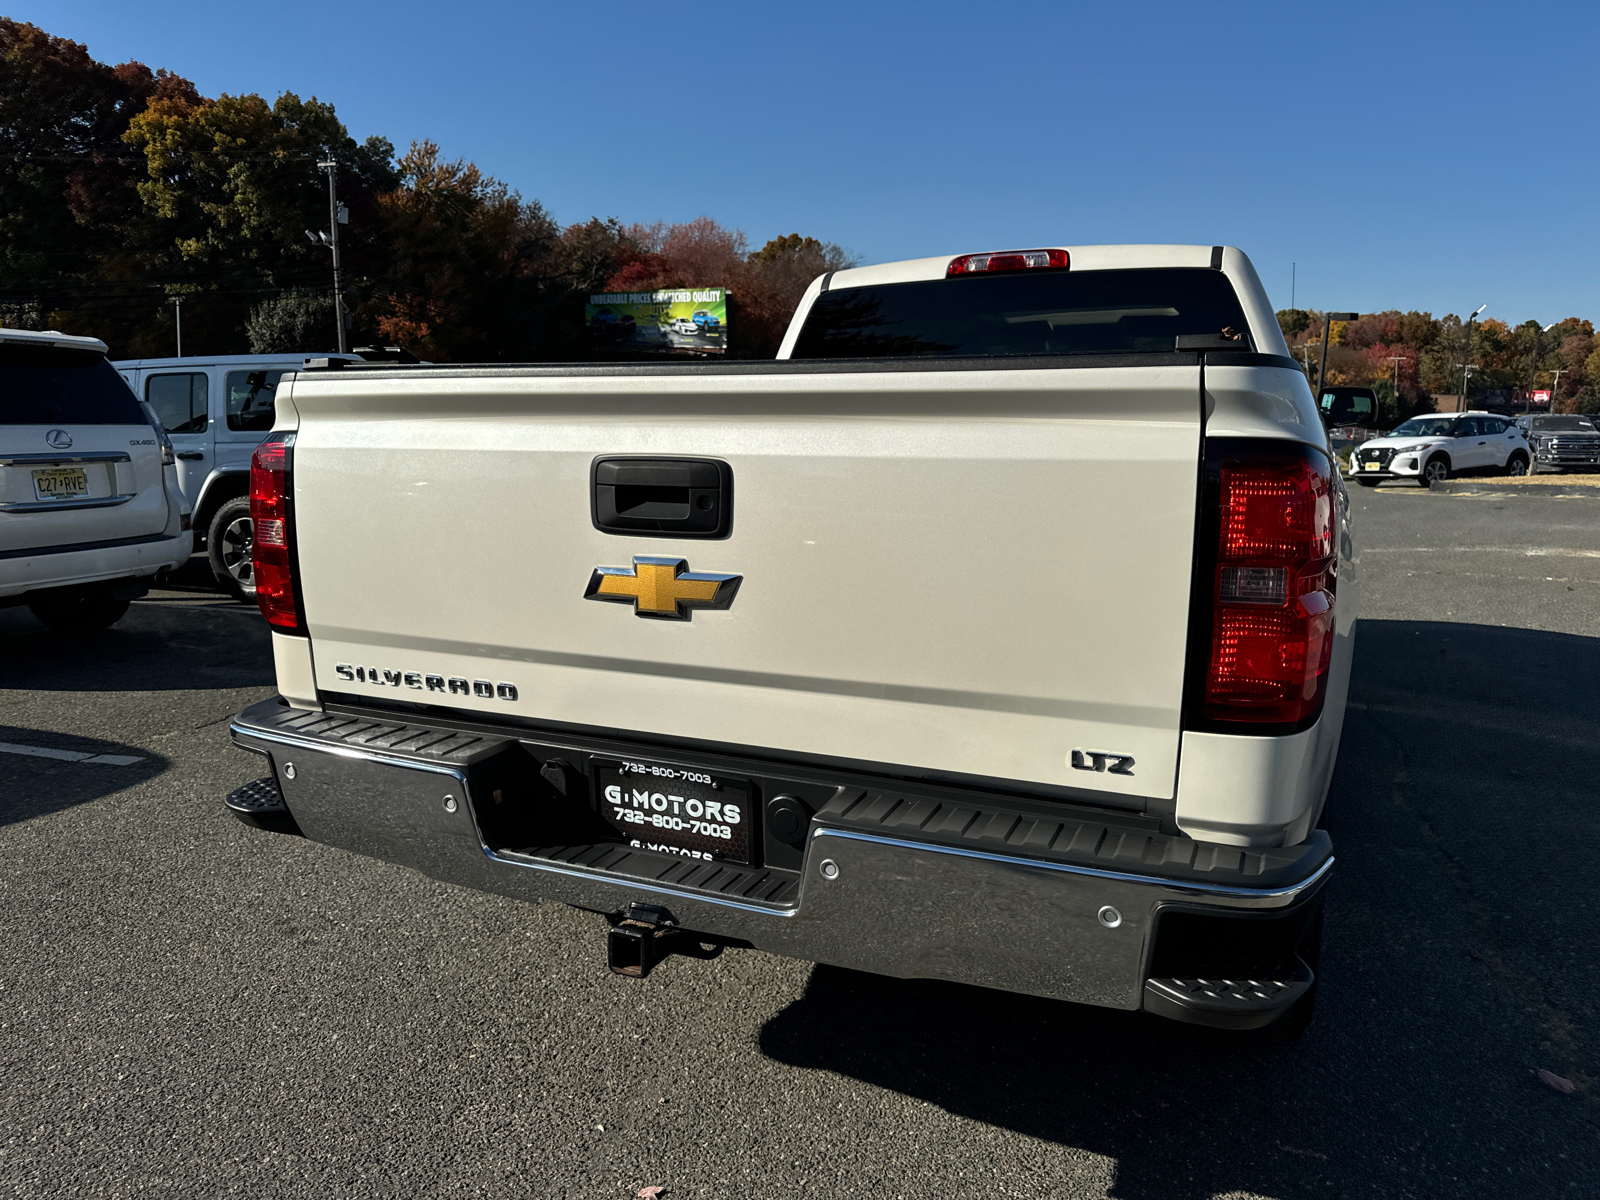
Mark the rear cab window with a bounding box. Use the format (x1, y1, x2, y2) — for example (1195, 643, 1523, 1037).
(1, 345, 146, 425)
(790, 268, 1253, 359)
(146, 372, 209, 434)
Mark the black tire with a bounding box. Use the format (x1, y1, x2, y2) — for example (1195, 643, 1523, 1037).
(1355, 477, 1381, 488)
(1504, 454, 1529, 477)
(28, 587, 131, 631)
(206, 496, 256, 600)
(1422, 456, 1451, 485)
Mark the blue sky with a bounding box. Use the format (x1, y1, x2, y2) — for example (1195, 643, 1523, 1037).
(17, 0, 1599, 323)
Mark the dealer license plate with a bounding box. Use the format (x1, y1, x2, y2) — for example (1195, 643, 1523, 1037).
(594, 759, 753, 865)
(32, 467, 89, 500)
(1361, 461, 1379, 470)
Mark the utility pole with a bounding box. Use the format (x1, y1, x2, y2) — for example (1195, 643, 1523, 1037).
(1315, 311, 1359, 400)
(1550, 366, 1567, 410)
(1458, 303, 1486, 410)
(1524, 322, 1557, 413)
(316, 159, 348, 354)
(169, 296, 183, 357)
(1388, 355, 1405, 389)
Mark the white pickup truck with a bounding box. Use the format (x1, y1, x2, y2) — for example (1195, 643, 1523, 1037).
(228, 244, 1354, 1033)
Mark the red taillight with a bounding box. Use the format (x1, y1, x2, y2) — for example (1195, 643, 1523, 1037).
(250, 433, 301, 631)
(1203, 457, 1335, 725)
(946, 248, 1069, 277)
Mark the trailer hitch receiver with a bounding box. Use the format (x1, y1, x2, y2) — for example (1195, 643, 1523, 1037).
(606, 903, 723, 979)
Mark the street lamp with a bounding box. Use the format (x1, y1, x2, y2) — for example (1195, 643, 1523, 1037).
(1315, 311, 1359, 400)
(169, 296, 183, 358)
(1458, 303, 1486, 410)
(1524, 321, 1558, 414)
(304, 158, 350, 354)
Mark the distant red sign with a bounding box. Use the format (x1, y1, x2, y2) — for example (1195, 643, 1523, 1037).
(1531, 389, 1552, 407)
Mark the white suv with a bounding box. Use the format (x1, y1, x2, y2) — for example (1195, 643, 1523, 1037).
(1, 330, 192, 629)
(1351, 410, 1530, 486)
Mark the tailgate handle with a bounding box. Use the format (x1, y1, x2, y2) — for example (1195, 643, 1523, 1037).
(591, 457, 732, 538)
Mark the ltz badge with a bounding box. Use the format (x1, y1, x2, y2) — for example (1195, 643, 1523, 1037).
(584, 556, 741, 620)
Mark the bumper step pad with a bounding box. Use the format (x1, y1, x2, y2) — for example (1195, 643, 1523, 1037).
(224, 776, 302, 836)
(1143, 961, 1314, 1030)
(498, 843, 800, 907)
(814, 789, 1328, 891)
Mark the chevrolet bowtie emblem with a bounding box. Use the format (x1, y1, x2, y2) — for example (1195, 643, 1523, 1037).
(585, 556, 742, 621)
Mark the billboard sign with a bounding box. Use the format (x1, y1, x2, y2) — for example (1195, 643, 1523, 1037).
(586, 287, 727, 353)
(1530, 389, 1552, 409)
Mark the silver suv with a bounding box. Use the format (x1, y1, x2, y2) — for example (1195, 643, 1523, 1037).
(1, 330, 191, 629)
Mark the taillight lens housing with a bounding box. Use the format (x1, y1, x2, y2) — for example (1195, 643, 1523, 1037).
(1197, 445, 1337, 727)
(946, 248, 1069, 277)
(250, 432, 302, 632)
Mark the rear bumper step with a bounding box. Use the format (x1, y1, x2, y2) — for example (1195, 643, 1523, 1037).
(1144, 963, 1315, 1030)
(224, 776, 302, 836)
(228, 696, 1333, 1015)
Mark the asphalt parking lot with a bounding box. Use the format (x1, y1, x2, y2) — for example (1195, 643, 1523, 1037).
(3, 486, 1598, 1200)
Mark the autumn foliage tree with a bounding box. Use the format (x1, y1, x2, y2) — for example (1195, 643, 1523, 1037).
(597, 221, 853, 357)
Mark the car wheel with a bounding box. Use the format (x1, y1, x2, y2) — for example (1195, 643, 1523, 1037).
(28, 587, 132, 631)
(206, 496, 256, 600)
(1504, 454, 1529, 477)
(1422, 457, 1451, 485)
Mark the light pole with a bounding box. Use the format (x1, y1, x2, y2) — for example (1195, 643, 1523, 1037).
(1458, 303, 1486, 409)
(169, 296, 183, 358)
(1315, 311, 1359, 400)
(306, 159, 349, 353)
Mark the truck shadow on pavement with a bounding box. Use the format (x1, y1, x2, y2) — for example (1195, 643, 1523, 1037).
(0, 725, 169, 826)
(760, 619, 1600, 1199)
(0, 593, 274, 693)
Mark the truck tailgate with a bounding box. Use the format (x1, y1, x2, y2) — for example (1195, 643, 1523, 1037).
(288, 363, 1201, 804)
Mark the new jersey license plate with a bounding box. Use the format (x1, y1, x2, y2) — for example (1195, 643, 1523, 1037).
(32, 467, 89, 500)
(594, 759, 753, 864)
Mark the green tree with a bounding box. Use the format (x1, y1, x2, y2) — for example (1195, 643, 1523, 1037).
(1276, 309, 1313, 341)
(245, 289, 336, 352)
(122, 87, 396, 354)
(0, 19, 190, 352)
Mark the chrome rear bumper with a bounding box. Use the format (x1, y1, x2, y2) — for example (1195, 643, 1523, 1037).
(230, 696, 1332, 1018)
